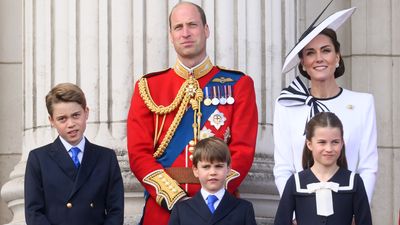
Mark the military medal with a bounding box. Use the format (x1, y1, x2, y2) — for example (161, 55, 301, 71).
(199, 127, 215, 140)
(219, 86, 227, 105)
(211, 86, 220, 105)
(208, 109, 226, 130)
(226, 85, 235, 104)
(203, 87, 212, 106)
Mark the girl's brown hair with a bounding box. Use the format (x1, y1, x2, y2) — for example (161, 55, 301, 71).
(302, 112, 348, 169)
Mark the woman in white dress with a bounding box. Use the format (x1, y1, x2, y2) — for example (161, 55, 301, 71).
(273, 6, 378, 204)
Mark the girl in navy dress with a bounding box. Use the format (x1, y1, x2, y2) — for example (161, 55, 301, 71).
(274, 112, 372, 225)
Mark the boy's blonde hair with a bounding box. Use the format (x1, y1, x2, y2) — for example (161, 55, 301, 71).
(193, 137, 231, 167)
(45, 83, 87, 116)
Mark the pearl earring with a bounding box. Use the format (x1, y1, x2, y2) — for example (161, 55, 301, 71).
(336, 62, 339, 68)
(302, 66, 306, 71)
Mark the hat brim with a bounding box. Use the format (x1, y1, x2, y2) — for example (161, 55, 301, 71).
(281, 7, 356, 74)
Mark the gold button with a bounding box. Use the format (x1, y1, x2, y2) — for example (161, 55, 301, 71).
(66, 202, 72, 208)
(189, 140, 195, 146)
(188, 146, 195, 153)
(90, 203, 94, 208)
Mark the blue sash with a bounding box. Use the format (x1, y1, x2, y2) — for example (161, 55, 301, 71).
(157, 70, 242, 167)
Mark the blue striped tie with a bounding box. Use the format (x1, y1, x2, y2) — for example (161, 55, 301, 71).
(70, 147, 81, 168)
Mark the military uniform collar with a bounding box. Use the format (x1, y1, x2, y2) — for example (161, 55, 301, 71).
(174, 57, 213, 79)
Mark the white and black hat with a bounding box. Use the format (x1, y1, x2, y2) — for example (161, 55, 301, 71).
(281, 1, 356, 74)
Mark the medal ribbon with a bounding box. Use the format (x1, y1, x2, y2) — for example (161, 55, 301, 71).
(157, 70, 242, 167)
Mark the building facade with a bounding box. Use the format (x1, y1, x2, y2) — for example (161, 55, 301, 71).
(0, 0, 399, 224)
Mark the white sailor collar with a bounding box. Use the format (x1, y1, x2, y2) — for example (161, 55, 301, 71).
(294, 168, 356, 195)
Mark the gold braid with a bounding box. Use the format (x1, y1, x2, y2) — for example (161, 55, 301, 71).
(190, 88, 204, 143)
(138, 76, 203, 158)
(138, 78, 186, 114)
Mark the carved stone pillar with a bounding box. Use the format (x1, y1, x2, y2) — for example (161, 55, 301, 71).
(0, 0, 140, 224)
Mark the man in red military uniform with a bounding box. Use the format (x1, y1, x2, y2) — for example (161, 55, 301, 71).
(127, 2, 258, 225)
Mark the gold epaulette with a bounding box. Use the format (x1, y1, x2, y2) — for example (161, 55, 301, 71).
(216, 66, 245, 75)
(143, 169, 186, 210)
(141, 68, 171, 79)
(225, 169, 240, 188)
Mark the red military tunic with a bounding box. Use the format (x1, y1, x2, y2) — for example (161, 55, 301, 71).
(127, 57, 258, 225)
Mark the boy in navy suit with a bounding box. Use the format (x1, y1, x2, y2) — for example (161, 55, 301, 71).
(24, 83, 124, 225)
(168, 137, 257, 225)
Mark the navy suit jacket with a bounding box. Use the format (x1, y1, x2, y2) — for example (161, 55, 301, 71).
(168, 191, 257, 225)
(24, 137, 124, 225)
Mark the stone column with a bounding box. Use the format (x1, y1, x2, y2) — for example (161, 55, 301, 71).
(0, 0, 141, 224)
(350, 1, 400, 224)
(0, 0, 23, 224)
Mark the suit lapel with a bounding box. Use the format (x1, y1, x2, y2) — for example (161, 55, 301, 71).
(209, 192, 240, 225)
(68, 139, 100, 199)
(188, 192, 213, 222)
(48, 137, 79, 180)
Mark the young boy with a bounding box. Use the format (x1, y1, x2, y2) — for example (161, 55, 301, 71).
(24, 83, 124, 225)
(168, 137, 257, 225)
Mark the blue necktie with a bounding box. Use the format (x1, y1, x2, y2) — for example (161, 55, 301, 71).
(70, 147, 81, 168)
(207, 195, 218, 214)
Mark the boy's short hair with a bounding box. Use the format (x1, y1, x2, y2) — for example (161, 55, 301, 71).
(193, 137, 231, 167)
(46, 83, 87, 116)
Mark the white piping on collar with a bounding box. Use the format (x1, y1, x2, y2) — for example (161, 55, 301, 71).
(294, 171, 355, 193)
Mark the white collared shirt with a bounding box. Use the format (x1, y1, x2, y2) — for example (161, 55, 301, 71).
(200, 188, 225, 210)
(60, 136, 86, 163)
